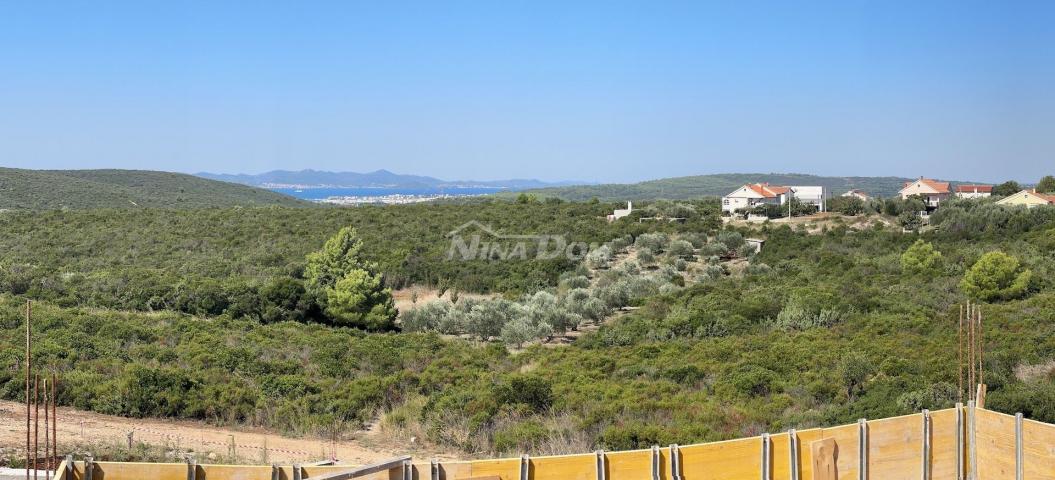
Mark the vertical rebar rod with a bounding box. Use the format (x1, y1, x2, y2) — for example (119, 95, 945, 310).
(968, 302, 975, 400)
(958, 304, 963, 402)
(977, 308, 983, 387)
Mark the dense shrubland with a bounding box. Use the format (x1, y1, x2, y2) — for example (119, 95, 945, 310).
(0, 200, 720, 322)
(400, 230, 758, 345)
(1, 200, 1054, 457)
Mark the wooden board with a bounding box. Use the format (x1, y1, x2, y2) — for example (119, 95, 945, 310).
(679, 435, 761, 480)
(929, 408, 961, 480)
(861, 413, 922, 480)
(605, 448, 653, 480)
(528, 453, 596, 480)
(975, 408, 1017, 479)
(816, 424, 859, 480)
(49, 407, 983, 480)
(1022, 418, 1055, 480)
(810, 439, 837, 480)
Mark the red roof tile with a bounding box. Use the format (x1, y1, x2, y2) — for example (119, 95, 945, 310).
(920, 179, 951, 193)
(955, 184, 993, 193)
(743, 183, 789, 198)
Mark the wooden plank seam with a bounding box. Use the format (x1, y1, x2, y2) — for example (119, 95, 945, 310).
(967, 401, 977, 480)
(858, 418, 868, 480)
(669, 444, 682, 480)
(761, 433, 771, 480)
(1015, 412, 1023, 480)
(921, 409, 931, 480)
(956, 403, 964, 480)
(520, 454, 529, 480)
(595, 450, 606, 480)
(788, 429, 799, 480)
(651, 446, 660, 480)
(186, 455, 196, 480)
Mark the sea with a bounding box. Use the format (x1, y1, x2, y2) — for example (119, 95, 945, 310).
(272, 187, 506, 202)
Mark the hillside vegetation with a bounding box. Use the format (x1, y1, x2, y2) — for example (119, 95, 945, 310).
(516, 173, 951, 201)
(0, 200, 719, 318)
(0, 168, 305, 210)
(2, 198, 1055, 457)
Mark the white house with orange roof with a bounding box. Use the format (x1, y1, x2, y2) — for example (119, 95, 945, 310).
(955, 184, 993, 199)
(722, 183, 825, 214)
(899, 177, 951, 209)
(722, 183, 789, 214)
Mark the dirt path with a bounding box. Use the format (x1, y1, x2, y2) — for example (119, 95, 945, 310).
(0, 401, 458, 465)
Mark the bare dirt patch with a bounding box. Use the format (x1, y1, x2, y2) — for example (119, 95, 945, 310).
(393, 286, 498, 313)
(0, 400, 459, 465)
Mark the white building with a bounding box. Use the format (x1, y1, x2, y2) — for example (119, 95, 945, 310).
(606, 201, 632, 222)
(899, 177, 951, 209)
(842, 189, 871, 201)
(722, 183, 789, 214)
(722, 183, 825, 214)
(789, 186, 826, 212)
(955, 185, 992, 199)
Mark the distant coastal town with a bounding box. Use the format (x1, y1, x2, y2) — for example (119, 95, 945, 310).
(317, 193, 482, 205)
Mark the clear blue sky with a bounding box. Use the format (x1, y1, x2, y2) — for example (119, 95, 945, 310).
(1, 1, 1052, 183)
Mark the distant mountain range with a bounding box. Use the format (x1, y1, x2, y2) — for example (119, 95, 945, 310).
(511, 173, 974, 202)
(196, 169, 584, 190)
(0, 168, 305, 210)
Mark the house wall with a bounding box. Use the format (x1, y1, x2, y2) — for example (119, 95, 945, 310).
(956, 191, 991, 199)
(789, 186, 825, 210)
(998, 191, 1054, 208)
(899, 180, 935, 199)
(722, 186, 772, 213)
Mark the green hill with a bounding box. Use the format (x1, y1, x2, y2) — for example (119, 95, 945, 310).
(0, 168, 306, 210)
(515, 173, 959, 201)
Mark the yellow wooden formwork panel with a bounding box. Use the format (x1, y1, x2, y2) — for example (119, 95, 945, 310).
(1022, 418, 1055, 480)
(771, 430, 826, 480)
(864, 413, 922, 480)
(929, 408, 961, 480)
(605, 448, 653, 480)
(793, 428, 822, 480)
(817, 423, 859, 480)
(679, 435, 761, 480)
(527, 452, 595, 480)
(86, 461, 188, 480)
(768, 432, 790, 480)
(423, 460, 473, 480)
(208, 464, 293, 480)
(975, 408, 1016, 480)
(468, 457, 523, 480)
